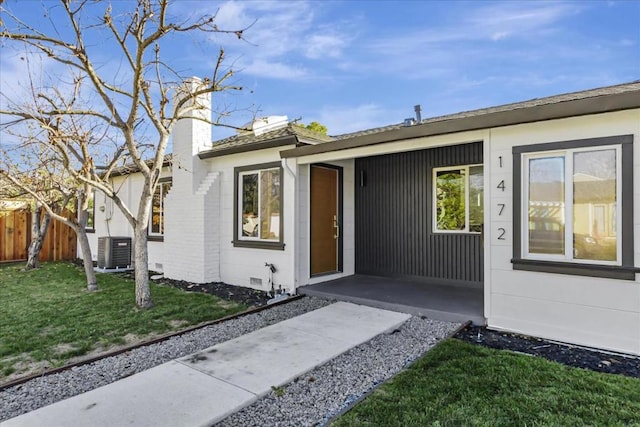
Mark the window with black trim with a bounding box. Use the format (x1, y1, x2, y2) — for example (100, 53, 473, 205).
(149, 179, 171, 240)
(233, 162, 284, 250)
(433, 165, 483, 233)
(512, 135, 635, 280)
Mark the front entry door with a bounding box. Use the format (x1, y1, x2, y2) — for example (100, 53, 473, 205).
(310, 165, 341, 276)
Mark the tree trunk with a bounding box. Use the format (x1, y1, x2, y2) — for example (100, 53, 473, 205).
(76, 207, 97, 291)
(134, 225, 152, 308)
(25, 204, 51, 270)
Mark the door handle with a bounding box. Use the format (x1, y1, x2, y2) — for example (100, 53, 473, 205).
(333, 215, 339, 239)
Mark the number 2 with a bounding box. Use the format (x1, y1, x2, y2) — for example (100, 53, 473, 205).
(497, 228, 506, 240)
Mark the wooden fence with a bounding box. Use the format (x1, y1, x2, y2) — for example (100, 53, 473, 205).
(0, 209, 77, 263)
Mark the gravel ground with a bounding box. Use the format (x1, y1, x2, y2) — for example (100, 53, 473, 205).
(217, 316, 459, 427)
(0, 297, 459, 425)
(5, 269, 638, 426)
(4, 283, 638, 426)
(0, 297, 332, 422)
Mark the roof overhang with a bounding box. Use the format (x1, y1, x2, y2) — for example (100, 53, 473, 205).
(281, 89, 640, 159)
(108, 157, 173, 177)
(198, 135, 299, 159)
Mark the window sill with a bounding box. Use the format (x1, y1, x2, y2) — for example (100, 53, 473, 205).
(511, 258, 639, 280)
(148, 235, 164, 242)
(433, 231, 482, 235)
(85, 229, 95, 234)
(232, 240, 285, 250)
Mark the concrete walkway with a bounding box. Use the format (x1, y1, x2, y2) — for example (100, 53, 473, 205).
(2, 302, 410, 427)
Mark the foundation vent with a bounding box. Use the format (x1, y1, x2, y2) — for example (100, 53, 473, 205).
(250, 277, 262, 286)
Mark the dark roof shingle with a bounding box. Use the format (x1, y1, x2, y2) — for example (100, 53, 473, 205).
(198, 124, 333, 159)
(332, 81, 640, 141)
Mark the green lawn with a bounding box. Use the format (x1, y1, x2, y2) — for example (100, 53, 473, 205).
(0, 262, 247, 381)
(334, 339, 640, 427)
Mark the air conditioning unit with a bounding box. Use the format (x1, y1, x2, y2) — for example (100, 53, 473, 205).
(97, 236, 132, 269)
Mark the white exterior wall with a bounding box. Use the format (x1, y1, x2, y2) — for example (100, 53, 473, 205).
(163, 80, 218, 283)
(163, 171, 221, 282)
(293, 110, 640, 355)
(485, 109, 640, 355)
(84, 168, 171, 271)
(209, 147, 297, 293)
(296, 160, 356, 287)
(80, 94, 640, 354)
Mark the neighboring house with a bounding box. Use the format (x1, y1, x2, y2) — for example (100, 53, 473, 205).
(85, 81, 640, 356)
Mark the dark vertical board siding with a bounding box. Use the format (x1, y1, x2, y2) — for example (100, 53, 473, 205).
(355, 142, 483, 286)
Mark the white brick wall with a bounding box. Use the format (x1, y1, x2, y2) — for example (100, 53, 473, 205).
(164, 171, 222, 283)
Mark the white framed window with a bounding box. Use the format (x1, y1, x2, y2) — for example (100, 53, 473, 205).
(433, 164, 483, 233)
(149, 179, 171, 237)
(234, 162, 283, 249)
(522, 145, 621, 265)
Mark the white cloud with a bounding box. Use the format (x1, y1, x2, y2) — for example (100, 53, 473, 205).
(367, 2, 575, 53)
(466, 2, 578, 39)
(214, 1, 314, 56)
(491, 31, 509, 41)
(305, 33, 346, 59)
(243, 59, 309, 80)
(0, 47, 74, 110)
(344, 2, 593, 81)
(190, 0, 355, 81)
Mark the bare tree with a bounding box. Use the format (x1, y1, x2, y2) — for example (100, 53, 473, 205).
(0, 0, 245, 307)
(26, 202, 52, 270)
(0, 152, 54, 271)
(0, 106, 99, 288)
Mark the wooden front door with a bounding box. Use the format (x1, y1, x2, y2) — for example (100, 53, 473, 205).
(310, 165, 341, 276)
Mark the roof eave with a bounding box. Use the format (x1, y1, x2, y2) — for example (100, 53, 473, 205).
(198, 135, 299, 159)
(108, 157, 173, 178)
(280, 90, 640, 159)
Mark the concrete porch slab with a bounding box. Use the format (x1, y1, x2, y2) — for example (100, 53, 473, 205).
(301, 275, 485, 325)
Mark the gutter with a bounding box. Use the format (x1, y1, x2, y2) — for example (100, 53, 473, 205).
(198, 135, 299, 159)
(280, 90, 640, 159)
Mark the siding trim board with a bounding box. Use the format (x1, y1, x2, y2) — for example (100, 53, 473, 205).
(355, 142, 483, 287)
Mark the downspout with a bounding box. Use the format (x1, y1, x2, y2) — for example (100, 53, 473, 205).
(282, 157, 298, 295)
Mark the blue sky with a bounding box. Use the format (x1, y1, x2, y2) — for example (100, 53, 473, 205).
(1, 0, 639, 140)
